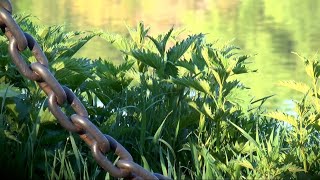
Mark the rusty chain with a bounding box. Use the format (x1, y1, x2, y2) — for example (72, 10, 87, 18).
(0, 1, 171, 179)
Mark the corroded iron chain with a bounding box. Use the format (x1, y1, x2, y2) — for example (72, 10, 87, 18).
(0, 1, 170, 179)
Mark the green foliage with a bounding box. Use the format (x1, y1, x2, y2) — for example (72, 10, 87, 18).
(265, 53, 320, 176)
(1, 17, 320, 180)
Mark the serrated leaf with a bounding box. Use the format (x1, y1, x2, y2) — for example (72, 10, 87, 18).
(203, 103, 214, 120)
(132, 49, 163, 70)
(53, 58, 93, 88)
(264, 112, 298, 128)
(167, 34, 201, 63)
(188, 101, 202, 114)
(277, 80, 310, 94)
(176, 59, 200, 74)
(126, 22, 149, 45)
(148, 27, 173, 57)
(226, 87, 251, 111)
(164, 62, 178, 77)
(173, 77, 213, 97)
(59, 34, 95, 58)
(221, 45, 240, 57)
(212, 69, 223, 88)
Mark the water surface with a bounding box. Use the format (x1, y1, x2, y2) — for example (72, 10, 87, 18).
(13, 0, 320, 111)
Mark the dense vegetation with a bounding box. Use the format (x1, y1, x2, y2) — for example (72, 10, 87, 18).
(0, 16, 320, 180)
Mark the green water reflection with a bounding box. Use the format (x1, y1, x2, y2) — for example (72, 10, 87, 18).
(13, 0, 320, 111)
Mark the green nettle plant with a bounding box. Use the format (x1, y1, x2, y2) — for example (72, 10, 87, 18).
(0, 15, 320, 180)
(266, 53, 320, 178)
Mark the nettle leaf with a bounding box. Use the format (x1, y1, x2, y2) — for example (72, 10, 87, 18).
(277, 80, 310, 94)
(264, 112, 298, 128)
(214, 51, 229, 70)
(191, 51, 206, 71)
(305, 60, 320, 78)
(212, 69, 223, 89)
(176, 59, 200, 74)
(53, 58, 93, 88)
(59, 34, 95, 58)
(173, 77, 212, 96)
(226, 87, 251, 110)
(236, 54, 250, 64)
(97, 61, 116, 76)
(202, 103, 214, 120)
(164, 62, 178, 77)
(148, 27, 173, 57)
(167, 34, 202, 63)
(127, 22, 149, 45)
(221, 45, 240, 58)
(38, 25, 95, 60)
(226, 59, 238, 73)
(202, 47, 225, 69)
(132, 49, 163, 70)
(232, 64, 250, 75)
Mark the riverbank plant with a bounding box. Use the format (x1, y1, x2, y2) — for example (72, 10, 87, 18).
(0, 16, 319, 179)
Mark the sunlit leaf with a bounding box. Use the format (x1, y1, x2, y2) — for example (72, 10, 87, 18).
(148, 27, 173, 57)
(238, 159, 254, 170)
(167, 34, 202, 63)
(264, 112, 298, 128)
(277, 80, 310, 94)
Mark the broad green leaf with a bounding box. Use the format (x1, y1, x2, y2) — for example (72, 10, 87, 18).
(234, 141, 255, 154)
(59, 34, 95, 58)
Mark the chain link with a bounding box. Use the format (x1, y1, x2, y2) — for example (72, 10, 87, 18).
(0, 0, 170, 179)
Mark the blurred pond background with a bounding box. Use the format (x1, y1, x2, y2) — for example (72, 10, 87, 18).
(12, 0, 320, 111)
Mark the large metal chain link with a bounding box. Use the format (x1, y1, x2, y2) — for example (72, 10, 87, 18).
(0, 1, 170, 179)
